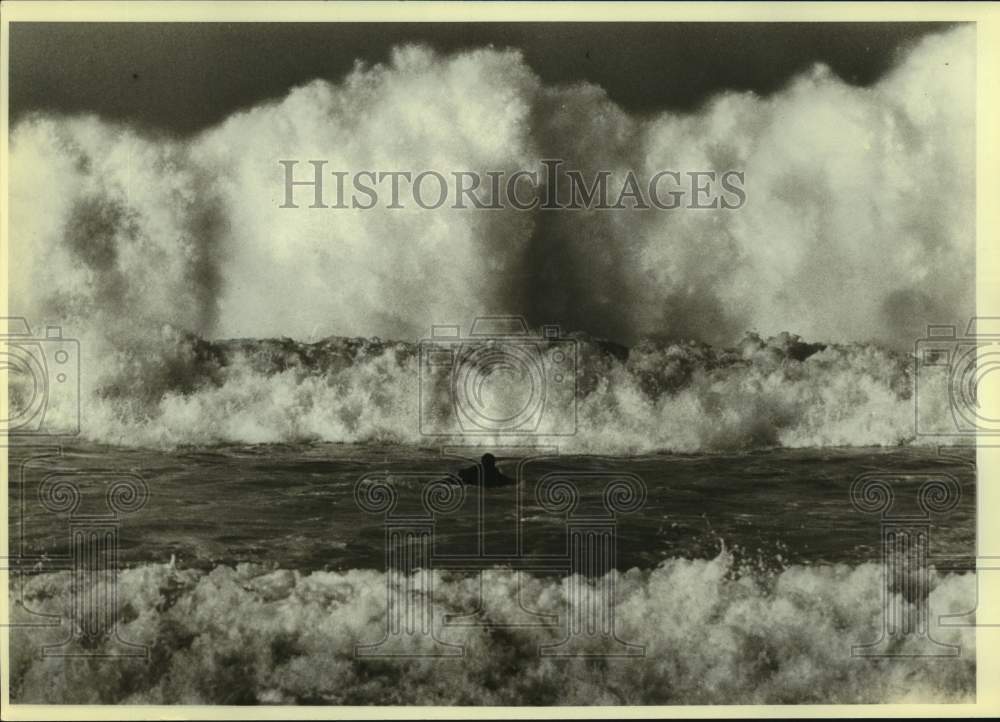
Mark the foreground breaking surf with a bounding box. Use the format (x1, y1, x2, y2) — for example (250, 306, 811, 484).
(9, 555, 974, 705)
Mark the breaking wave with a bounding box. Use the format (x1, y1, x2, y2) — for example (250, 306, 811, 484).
(6, 26, 974, 453)
(8, 554, 974, 704)
(14, 325, 959, 452)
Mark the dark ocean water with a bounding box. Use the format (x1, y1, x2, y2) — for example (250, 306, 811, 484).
(8, 443, 976, 569)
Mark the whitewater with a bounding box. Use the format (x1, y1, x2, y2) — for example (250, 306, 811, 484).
(5, 326, 961, 452)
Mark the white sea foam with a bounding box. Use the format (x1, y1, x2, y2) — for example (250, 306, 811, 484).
(9, 555, 975, 704)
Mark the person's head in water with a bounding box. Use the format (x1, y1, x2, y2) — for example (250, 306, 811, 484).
(481, 453, 496, 470)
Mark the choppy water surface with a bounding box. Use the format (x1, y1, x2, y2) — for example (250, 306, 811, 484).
(9, 443, 976, 569)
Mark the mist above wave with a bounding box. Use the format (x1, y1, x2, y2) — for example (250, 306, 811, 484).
(11, 26, 974, 351)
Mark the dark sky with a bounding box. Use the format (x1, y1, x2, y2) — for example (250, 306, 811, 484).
(9, 22, 960, 135)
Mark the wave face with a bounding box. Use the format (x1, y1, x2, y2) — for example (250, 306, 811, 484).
(8, 327, 959, 451)
(8, 556, 974, 704)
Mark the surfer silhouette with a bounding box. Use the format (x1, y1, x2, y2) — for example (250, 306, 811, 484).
(451, 453, 516, 488)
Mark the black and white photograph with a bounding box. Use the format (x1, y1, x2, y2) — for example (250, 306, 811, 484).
(1, 2, 997, 714)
